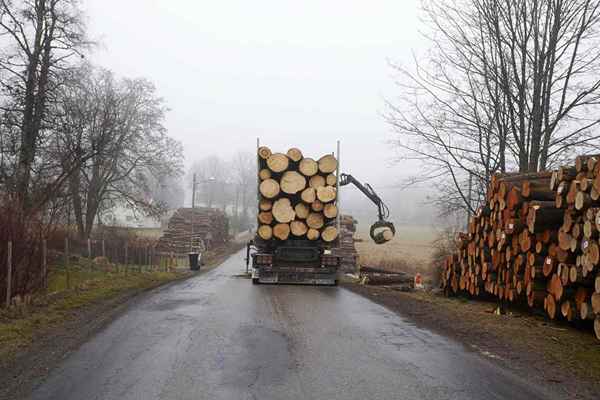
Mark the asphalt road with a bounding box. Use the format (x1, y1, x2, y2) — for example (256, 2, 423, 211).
(31, 250, 560, 400)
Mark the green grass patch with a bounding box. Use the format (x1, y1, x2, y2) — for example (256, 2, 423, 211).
(0, 265, 186, 361)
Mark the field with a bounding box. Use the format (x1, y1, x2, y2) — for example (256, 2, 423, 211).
(354, 224, 438, 278)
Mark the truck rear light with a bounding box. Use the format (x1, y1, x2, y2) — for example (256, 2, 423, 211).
(256, 254, 273, 265)
(322, 256, 339, 266)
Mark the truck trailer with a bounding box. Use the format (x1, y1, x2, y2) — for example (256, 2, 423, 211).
(247, 141, 395, 285)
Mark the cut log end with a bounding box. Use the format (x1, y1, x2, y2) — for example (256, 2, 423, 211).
(321, 226, 339, 242)
(258, 168, 272, 181)
(306, 212, 325, 230)
(280, 171, 307, 194)
(309, 175, 326, 189)
(273, 223, 291, 240)
(258, 146, 272, 160)
(299, 158, 318, 177)
(266, 153, 290, 173)
(294, 203, 310, 219)
(316, 186, 337, 203)
(259, 179, 280, 199)
(286, 147, 303, 162)
(257, 225, 273, 240)
(272, 198, 296, 223)
(318, 154, 338, 174)
(290, 220, 308, 237)
(307, 228, 320, 241)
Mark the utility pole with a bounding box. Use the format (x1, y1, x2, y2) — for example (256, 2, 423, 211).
(191, 173, 197, 252)
(466, 171, 473, 230)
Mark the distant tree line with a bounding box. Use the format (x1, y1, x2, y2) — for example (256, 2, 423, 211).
(388, 0, 600, 216)
(0, 0, 184, 239)
(187, 152, 256, 233)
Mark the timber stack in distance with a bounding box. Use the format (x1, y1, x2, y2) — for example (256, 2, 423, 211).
(256, 146, 339, 246)
(441, 154, 600, 341)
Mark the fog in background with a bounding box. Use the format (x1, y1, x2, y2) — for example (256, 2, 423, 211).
(86, 0, 436, 226)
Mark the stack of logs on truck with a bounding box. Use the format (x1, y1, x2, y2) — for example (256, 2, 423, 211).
(442, 154, 600, 341)
(256, 147, 339, 244)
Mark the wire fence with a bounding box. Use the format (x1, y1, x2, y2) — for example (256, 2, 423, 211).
(1, 237, 184, 309)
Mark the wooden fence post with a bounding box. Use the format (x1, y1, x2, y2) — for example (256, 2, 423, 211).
(124, 243, 128, 275)
(6, 241, 12, 308)
(42, 239, 47, 290)
(102, 239, 106, 259)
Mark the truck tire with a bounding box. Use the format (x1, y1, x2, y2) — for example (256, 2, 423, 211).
(252, 278, 260, 285)
(332, 280, 339, 287)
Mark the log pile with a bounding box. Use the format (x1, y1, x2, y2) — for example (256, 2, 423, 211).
(332, 215, 359, 272)
(256, 146, 339, 245)
(441, 155, 600, 341)
(157, 208, 229, 254)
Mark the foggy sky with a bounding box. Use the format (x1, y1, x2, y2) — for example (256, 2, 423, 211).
(85, 0, 431, 222)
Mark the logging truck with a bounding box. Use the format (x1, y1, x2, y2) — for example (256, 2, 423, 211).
(246, 142, 395, 285)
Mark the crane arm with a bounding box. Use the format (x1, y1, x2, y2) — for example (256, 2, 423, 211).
(339, 173, 395, 244)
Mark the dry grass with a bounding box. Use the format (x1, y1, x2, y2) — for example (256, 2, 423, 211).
(355, 224, 437, 278)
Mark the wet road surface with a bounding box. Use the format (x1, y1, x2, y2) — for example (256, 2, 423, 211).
(31, 250, 560, 400)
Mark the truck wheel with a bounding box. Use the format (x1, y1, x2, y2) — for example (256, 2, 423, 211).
(252, 278, 260, 285)
(332, 280, 339, 286)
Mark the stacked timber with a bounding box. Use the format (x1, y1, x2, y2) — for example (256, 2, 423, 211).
(333, 215, 359, 272)
(441, 154, 600, 341)
(256, 146, 339, 245)
(157, 208, 229, 254)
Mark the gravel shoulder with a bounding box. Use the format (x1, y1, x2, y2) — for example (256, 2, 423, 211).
(343, 283, 600, 400)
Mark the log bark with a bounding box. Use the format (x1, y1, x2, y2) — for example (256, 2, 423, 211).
(592, 292, 600, 314)
(595, 317, 600, 341)
(272, 198, 295, 223)
(286, 148, 303, 162)
(299, 158, 318, 177)
(273, 223, 291, 240)
(318, 154, 338, 174)
(259, 179, 280, 199)
(267, 153, 289, 173)
(290, 220, 308, 237)
(280, 171, 306, 194)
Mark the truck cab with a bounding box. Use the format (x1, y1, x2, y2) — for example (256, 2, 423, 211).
(251, 240, 340, 285)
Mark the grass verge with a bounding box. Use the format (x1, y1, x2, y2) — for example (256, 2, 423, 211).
(0, 267, 187, 361)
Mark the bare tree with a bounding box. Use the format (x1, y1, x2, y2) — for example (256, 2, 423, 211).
(188, 155, 231, 209)
(387, 0, 600, 215)
(54, 65, 183, 238)
(0, 0, 88, 207)
(230, 151, 256, 231)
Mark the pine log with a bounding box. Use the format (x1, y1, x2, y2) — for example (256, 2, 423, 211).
(318, 154, 338, 174)
(259, 179, 280, 199)
(273, 223, 291, 240)
(259, 168, 272, 181)
(301, 187, 316, 203)
(299, 158, 318, 177)
(258, 225, 273, 240)
(286, 148, 303, 162)
(326, 174, 337, 186)
(258, 211, 273, 225)
(294, 203, 310, 219)
(258, 146, 272, 160)
(595, 317, 600, 341)
(321, 226, 339, 242)
(323, 203, 338, 218)
(316, 186, 337, 203)
(306, 212, 325, 229)
(290, 220, 308, 237)
(546, 294, 557, 319)
(575, 191, 592, 210)
(580, 302, 595, 320)
(259, 199, 273, 211)
(272, 198, 296, 223)
(267, 153, 290, 173)
(595, 273, 600, 293)
(311, 200, 324, 212)
(309, 175, 326, 189)
(280, 171, 307, 194)
(307, 228, 320, 241)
